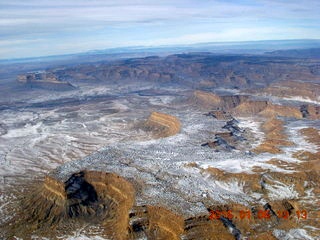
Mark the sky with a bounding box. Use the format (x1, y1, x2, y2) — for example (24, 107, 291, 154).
(0, 0, 320, 59)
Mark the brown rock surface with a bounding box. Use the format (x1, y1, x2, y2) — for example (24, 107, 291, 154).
(191, 90, 249, 110)
(260, 104, 302, 118)
(9, 171, 135, 239)
(129, 205, 184, 239)
(192, 90, 222, 108)
(254, 118, 293, 154)
(144, 112, 181, 138)
(233, 100, 269, 116)
(263, 80, 320, 102)
(302, 104, 320, 119)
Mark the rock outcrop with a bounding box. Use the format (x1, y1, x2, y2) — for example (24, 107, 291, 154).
(143, 112, 181, 138)
(300, 104, 320, 119)
(204, 110, 233, 120)
(202, 119, 245, 152)
(254, 118, 293, 154)
(17, 71, 75, 91)
(11, 171, 135, 239)
(129, 205, 184, 239)
(219, 95, 250, 109)
(192, 90, 222, 108)
(193, 90, 313, 120)
(191, 90, 249, 110)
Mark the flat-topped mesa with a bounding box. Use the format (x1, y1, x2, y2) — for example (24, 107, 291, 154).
(191, 90, 249, 110)
(17, 71, 75, 91)
(144, 112, 181, 138)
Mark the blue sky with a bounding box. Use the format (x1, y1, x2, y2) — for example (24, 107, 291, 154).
(0, 0, 320, 59)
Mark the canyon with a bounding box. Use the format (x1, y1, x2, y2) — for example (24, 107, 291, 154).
(0, 51, 319, 239)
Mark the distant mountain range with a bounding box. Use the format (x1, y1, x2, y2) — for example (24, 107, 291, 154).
(266, 48, 320, 58)
(1, 39, 320, 65)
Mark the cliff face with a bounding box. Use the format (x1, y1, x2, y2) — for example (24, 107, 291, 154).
(219, 95, 249, 109)
(15, 170, 305, 240)
(191, 90, 249, 110)
(192, 90, 317, 120)
(144, 112, 181, 138)
(13, 171, 135, 239)
(233, 100, 269, 116)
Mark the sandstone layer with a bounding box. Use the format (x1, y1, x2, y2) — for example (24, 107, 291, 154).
(143, 112, 181, 138)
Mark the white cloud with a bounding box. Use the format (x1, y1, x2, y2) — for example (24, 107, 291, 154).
(0, 0, 319, 59)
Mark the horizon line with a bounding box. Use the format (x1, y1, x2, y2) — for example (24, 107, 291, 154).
(1, 38, 320, 62)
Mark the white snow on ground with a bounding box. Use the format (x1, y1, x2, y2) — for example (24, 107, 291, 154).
(266, 183, 299, 200)
(1, 93, 319, 239)
(148, 96, 176, 106)
(58, 235, 108, 240)
(237, 117, 265, 148)
(285, 120, 319, 153)
(273, 229, 314, 240)
(282, 96, 320, 105)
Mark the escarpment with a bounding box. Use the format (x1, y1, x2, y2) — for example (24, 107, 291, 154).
(191, 90, 249, 110)
(11, 171, 135, 239)
(192, 90, 316, 120)
(232, 100, 269, 116)
(143, 112, 181, 138)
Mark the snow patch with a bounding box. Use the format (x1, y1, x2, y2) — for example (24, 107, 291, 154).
(273, 229, 314, 240)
